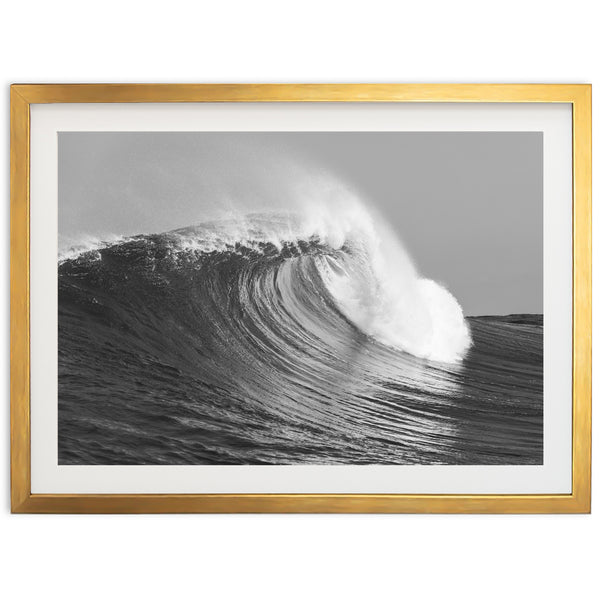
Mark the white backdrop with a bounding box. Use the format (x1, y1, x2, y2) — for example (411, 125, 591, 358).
(1, 1, 597, 598)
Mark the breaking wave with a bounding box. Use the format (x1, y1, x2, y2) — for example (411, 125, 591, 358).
(58, 207, 542, 465)
(59, 206, 471, 364)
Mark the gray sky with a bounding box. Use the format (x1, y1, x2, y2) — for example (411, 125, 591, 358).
(59, 131, 542, 316)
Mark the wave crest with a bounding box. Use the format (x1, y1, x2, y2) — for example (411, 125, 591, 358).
(59, 203, 471, 364)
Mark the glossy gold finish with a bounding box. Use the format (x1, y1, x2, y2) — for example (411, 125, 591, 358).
(10, 84, 592, 513)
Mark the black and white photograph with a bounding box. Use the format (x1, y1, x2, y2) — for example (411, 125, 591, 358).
(57, 131, 543, 466)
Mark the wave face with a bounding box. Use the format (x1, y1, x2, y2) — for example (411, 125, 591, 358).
(58, 212, 543, 465)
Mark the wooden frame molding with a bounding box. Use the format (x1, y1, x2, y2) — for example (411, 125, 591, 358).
(10, 84, 591, 513)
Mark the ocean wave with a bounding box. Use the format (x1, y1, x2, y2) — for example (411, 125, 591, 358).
(58, 209, 542, 465)
(60, 208, 471, 363)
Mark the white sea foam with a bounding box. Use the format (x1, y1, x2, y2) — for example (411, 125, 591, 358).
(298, 196, 472, 364)
(58, 233, 127, 263)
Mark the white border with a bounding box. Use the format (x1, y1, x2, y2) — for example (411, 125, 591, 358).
(30, 102, 572, 494)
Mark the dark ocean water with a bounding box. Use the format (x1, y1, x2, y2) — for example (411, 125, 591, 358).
(58, 221, 543, 465)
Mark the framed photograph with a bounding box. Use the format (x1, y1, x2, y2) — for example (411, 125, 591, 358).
(10, 84, 591, 513)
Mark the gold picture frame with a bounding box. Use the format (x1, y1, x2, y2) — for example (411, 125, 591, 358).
(10, 84, 591, 513)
